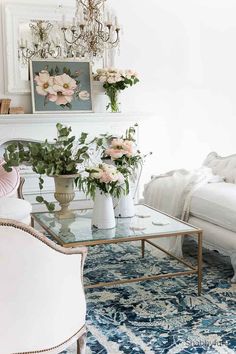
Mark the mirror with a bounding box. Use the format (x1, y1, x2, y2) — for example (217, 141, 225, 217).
(3, 1, 106, 94)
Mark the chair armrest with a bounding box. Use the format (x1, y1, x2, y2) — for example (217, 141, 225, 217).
(0, 218, 87, 258)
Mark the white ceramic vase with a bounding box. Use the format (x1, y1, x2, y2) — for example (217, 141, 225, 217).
(92, 81, 107, 113)
(92, 189, 116, 229)
(114, 190, 135, 218)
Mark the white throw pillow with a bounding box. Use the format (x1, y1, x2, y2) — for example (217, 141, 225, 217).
(0, 197, 32, 224)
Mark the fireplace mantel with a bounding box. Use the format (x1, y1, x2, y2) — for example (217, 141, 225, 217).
(0, 112, 152, 210)
(0, 112, 150, 144)
(0, 112, 149, 125)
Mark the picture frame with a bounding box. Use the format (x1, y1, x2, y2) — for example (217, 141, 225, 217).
(30, 59, 93, 113)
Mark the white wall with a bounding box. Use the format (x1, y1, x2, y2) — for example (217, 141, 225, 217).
(1, 0, 236, 179)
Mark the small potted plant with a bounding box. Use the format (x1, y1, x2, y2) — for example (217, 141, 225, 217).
(3, 123, 90, 219)
(93, 68, 139, 113)
(80, 163, 127, 229)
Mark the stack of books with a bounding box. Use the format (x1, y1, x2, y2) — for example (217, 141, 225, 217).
(0, 99, 24, 114)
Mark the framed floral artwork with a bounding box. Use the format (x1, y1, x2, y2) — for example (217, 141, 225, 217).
(30, 59, 93, 113)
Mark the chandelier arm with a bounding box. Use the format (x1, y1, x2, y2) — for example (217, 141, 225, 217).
(20, 48, 38, 60)
(79, 0, 90, 10)
(62, 30, 83, 46)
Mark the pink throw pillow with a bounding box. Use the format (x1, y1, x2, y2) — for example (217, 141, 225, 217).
(0, 158, 20, 197)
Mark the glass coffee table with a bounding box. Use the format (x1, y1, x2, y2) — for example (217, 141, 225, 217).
(32, 204, 203, 295)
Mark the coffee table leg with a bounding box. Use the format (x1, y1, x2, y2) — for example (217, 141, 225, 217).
(141, 240, 145, 258)
(197, 231, 203, 296)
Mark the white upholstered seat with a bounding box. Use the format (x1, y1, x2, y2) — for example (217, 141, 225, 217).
(0, 219, 87, 354)
(190, 182, 236, 233)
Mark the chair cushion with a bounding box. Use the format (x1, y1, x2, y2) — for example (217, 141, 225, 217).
(0, 159, 20, 197)
(190, 182, 236, 232)
(0, 197, 32, 223)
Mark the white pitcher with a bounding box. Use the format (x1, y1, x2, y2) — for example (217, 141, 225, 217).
(92, 189, 116, 229)
(114, 190, 135, 218)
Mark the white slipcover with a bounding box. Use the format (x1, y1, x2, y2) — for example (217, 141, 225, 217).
(0, 219, 87, 354)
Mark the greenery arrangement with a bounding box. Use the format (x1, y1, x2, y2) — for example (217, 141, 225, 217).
(3, 123, 89, 211)
(94, 68, 139, 112)
(3, 123, 148, 213)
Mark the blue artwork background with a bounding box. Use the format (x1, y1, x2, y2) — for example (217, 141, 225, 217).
(31, 61, 92, 112)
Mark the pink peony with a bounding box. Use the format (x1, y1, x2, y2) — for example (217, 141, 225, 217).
(122, 140, 134, 157)
(111, 138, 124, 148)
(105, 148, 125, 160)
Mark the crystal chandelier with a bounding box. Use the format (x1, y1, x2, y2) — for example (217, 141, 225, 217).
(18, 20, 62, 65)
(61, 0, 120, 59)
(18, 0, 120, 64)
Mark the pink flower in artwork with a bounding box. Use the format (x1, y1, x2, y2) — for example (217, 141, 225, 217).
(34, 71, 55, 96)
(79, 90, 90, 101)
(53, 73, 77, 95)
(48, 92, 73, 106)
(47, 73, 77, 106)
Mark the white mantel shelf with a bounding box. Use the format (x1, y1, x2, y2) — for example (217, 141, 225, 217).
(0, 112, 153, 125)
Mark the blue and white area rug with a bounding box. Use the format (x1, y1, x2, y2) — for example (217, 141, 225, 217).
(62, 240, 236, 354)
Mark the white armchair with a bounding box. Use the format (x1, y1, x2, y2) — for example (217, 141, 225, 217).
(0, 219, 87, 354)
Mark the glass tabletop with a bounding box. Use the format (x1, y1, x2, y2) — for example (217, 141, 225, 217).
(32, 204, 199, 247)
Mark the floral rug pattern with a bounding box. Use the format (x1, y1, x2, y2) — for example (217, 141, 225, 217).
(62, 240, 236, 354)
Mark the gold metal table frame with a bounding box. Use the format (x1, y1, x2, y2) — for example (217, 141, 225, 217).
(31, 205, 203, 295)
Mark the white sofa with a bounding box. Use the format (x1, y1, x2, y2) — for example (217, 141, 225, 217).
(143, 152, 236, 282)
(189, 152, 236, 282)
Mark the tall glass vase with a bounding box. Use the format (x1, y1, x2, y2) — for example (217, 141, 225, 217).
(106, 87, 120, 113)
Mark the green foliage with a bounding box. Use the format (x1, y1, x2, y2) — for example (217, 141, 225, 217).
(3, 123, 90, 211)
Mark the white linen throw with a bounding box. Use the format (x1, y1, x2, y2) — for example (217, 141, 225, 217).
(142, 167, 223, 257)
